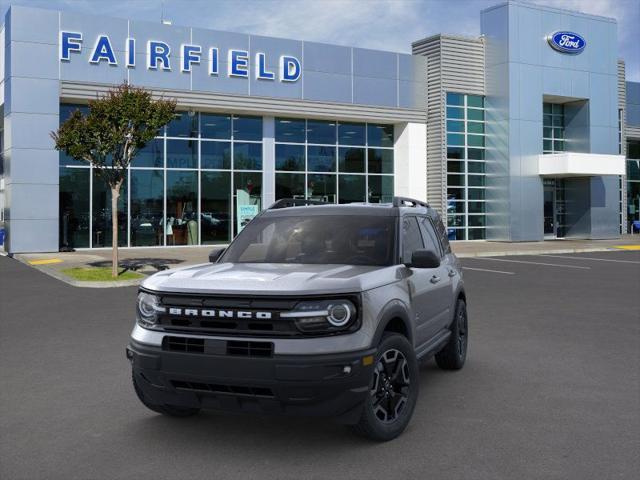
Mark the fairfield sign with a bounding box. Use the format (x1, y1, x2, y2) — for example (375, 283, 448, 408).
(59, 31, 302, 82)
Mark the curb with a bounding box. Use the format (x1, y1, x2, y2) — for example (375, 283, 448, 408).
(10, 255, 144, 288)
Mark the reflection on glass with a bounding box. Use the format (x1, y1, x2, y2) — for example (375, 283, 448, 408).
(234, 172, 262, 234)
(130, 169, 164, 246)
(338, 122, 365, 146)
(167, 171, 198, 245)
(306, 120, 336, 144)
(233, 115, 262, 141)
(201, 113, 231, 139)
(201, 141, 231, 169)
(135, 139, 164, 168)
(307, 174, 336, 202)
(234, 142, 262, 170)
(92, 170, 127, 247)
(167, 111, 198, 138)
(201, 171, 231, 244)
(275, 118, 305, 143)
(167, 139, 197, 168)
(275, 144, 304, 171)
(367, 124, 394, 147)
(368, 175, 394, 203)
(308, 145, 336, 172)
(338, 175, 365, 204)
(368, 149, 394, 174)
(275, 173, 305, 200)
(339, 148, 365, 173)
(59, 167, 90, 248)
(446, 93, 464, 106)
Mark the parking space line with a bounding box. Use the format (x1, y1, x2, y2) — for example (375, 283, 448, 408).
(540, 254, 640, 265)
(462, 267, 515, 275)
(471, 257, 591, 269)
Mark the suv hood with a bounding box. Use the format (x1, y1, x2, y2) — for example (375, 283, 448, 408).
(142, 262, 401, 295)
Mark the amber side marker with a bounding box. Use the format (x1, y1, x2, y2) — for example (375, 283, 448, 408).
(362, 355, 374, 366)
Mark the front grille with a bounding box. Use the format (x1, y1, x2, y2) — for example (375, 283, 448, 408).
(163, 336, 205, 353)
(156, 294, 299, 337)
(171, 380, 274, 398)
(227, 340, 273, 357)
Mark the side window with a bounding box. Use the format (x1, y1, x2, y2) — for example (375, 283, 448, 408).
(402, 217, 424, 264)
(419, 217, 443, 257)
(431, 212, 451, 254)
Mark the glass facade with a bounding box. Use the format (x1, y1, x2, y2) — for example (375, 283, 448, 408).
(274, 118, 394, 204)
(445, 92, 486, 240)
(627, 140, 640, 232)
(58, 105, 262, 248)
(57, 106, 395, 248)
(543, 103, 565, 154)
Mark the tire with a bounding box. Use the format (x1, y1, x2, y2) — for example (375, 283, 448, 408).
(132, 371, 200, 418)
(351, 333, 419, 441)
(435, 298, 468, 370)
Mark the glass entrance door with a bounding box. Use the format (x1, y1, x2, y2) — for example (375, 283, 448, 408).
(543, 178, 567, 238)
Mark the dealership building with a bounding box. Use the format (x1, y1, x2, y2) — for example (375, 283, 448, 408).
(0, 1, 639, 252)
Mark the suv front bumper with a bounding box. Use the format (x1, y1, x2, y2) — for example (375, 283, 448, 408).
(127, 339, 376, 422)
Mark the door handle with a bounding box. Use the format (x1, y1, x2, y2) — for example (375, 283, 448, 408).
(430, 275, 441, 284)
(448, 269, 457, 277)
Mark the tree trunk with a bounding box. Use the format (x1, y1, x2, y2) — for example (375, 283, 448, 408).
(111, 184, 121, 278)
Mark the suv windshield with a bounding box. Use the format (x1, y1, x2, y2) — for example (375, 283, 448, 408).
(221, 215, 396, 266)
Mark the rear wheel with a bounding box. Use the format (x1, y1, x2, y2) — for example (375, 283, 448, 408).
(435, 298, 468, 370)
(132, 372, 200, 417)
(351, 333, 419, 441)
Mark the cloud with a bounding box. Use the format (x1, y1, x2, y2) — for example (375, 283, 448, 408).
(0, 0, 637, 80)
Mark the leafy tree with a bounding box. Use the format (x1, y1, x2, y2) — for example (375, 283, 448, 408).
(52, 83, 176, 278)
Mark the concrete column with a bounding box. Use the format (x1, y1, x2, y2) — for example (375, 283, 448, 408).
(3, 6, 60, 253)
(393, 122, 427, 202)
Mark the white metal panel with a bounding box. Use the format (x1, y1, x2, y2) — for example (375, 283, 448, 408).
(538, 152, 626, 177)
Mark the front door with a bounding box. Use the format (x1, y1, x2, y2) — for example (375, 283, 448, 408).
(543, 179, 567, 238)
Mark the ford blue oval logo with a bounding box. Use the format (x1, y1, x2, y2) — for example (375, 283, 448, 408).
(547, 31, 586, 54)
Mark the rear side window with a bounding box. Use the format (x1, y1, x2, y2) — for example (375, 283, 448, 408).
(419, 217, 443, 257)
(402, 217, 424, 264)
(431, 212, 451, 254)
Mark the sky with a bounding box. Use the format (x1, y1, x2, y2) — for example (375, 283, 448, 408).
(1, 0, 638, 80)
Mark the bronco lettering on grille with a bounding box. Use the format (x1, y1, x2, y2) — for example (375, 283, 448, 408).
(167, 307, 273, 320)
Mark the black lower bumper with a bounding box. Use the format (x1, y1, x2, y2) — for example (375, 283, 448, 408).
(127, 339, 376, 422)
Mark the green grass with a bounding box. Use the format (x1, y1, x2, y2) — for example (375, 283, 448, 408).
(62, 267, 144, 281)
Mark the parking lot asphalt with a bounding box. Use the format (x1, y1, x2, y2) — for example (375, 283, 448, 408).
(1, 250, 639, 480)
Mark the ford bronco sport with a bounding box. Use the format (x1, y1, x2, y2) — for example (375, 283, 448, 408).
(127, 197, 468, 441)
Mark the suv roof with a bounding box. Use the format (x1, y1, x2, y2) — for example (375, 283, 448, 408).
(262, 197, 434, 218)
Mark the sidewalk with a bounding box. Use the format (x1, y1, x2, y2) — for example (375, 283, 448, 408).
(9, 235, 640, 287)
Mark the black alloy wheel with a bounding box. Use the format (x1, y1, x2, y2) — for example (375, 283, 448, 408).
(371, 348, 411, 423)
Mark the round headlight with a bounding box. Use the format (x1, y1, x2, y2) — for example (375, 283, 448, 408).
(327, 303, 352, 327)
(136, 292, 163, 326)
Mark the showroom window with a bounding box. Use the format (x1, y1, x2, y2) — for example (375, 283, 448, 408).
(274, 118, 394, 204)
(543, 103, 565, 154)
(58, 104, 262, 248)
(445, 92, 486, 240)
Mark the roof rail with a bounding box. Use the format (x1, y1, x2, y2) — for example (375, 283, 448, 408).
(392, 196, 430, 208)
(268, 198, 328, 210)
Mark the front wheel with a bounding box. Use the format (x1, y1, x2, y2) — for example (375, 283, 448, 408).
(435, 298, 468, 370)
(351, 333, 419, 441)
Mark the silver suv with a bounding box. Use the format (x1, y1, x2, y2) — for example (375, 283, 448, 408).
(127, 197, 468, 441)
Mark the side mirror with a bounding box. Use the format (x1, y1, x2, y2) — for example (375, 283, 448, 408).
(208, 247, 226, 263)
(408, 249, 440, 269)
